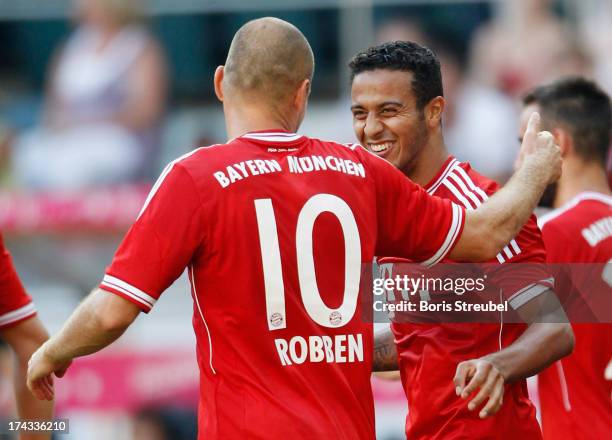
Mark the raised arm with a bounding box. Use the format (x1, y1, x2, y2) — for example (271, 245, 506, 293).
(449, 113, 561, 261)
(26, 289, 140, 401)
(1, 317, 53, 440)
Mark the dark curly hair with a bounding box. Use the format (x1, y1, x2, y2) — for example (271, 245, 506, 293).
(348, 41, 443, 110)
(524, 77, 611, 165)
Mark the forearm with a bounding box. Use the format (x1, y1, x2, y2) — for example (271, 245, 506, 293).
(373, 328, 399, 372)
(15, 357, 54, 436)
(483, 322, 574, 383)
(44, 290, 138, 363)
(0, 318, 53, 427)
(451, 160, 550, 261)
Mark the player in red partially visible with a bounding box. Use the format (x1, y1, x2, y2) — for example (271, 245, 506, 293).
(26, 19, 562, 439)
(350, 41, 574, 439)
(0, 234, 53, 440)
(520, 77, 612, 439)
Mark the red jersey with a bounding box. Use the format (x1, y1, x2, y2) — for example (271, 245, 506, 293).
(99, 131, 465, 439)
(537, 192, 612, 439)
(385, 157, 548, 439)
(0, 234, 36, 329)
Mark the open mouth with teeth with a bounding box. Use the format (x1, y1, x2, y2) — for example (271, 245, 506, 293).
(368, 142, 394, 154)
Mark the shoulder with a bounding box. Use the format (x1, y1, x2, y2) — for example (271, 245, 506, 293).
(306, 138, 396, 180)
(173, 141, 251, 176)
(453, 162, 500, 196)
(145, 142, 231, 196)
(539, 192, 612, 232)
(430, 159, 498, 207)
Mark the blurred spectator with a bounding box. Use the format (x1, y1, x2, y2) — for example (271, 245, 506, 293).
(12, 0, 167, 191)
(469, 0, 591, 99)
(375, 18, 429, 45)
(576, 0, 612, 94)
(438, 39, 519, 182)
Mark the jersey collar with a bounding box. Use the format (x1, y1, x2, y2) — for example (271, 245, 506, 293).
(424, 156, 459, 194)
(239, 129, 303, 143)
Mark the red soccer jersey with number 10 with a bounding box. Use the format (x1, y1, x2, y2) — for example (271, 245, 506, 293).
(0, 234, 36, 329)
(537, 192, 612, 440)
(99, 131, 465, 439)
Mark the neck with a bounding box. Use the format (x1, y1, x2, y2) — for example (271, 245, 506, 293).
(223, 99, 298, 141)
(553, 157, 610, 208)
(407, 132, 449, 187)
(91, 24, 121, 50)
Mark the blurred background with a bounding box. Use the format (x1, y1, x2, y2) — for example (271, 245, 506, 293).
(0, 0, 610, 438)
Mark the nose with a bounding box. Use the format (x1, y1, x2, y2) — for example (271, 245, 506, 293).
(364, 113, 384, 140)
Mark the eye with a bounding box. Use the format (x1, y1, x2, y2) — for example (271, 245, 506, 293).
(352, 110, 367, 120)
(380, 107, 398, 116)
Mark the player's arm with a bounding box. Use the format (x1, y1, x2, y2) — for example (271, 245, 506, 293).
(454, 290, 574, 419)
(0, 317, 53, 440)
(373, 328, 399, 372)
(28, 163, 204, 402)
(449, 113, 561, 261)
(27, 289, 140, 401)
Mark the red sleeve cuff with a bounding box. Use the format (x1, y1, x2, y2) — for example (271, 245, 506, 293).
(422, 203, 465, 267)
(0, 302, 38, 329)
(99, 274, 157, 313)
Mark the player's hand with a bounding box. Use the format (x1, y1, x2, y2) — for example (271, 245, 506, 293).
(26, 342, 72, 401)
(454, 358, 505, 419)
(516, 112, 562, 184)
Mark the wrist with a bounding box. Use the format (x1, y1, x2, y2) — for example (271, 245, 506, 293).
(42, 340, 70, 365)
(481, 354, 509, 383)
(521, 153, 553, 188)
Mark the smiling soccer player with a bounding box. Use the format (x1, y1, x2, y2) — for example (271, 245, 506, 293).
(27, 20, 563, 440)
(350, 41, 574, 439)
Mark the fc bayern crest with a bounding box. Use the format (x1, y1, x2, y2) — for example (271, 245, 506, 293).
(269, 312, 284, 327)
(329, 311, 342, 325)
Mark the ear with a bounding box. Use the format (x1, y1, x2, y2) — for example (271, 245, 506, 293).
(214, 66, 225, 102)
(424, 96, 445, 129)
(294, 79, 311, 109)
(552, 127, 573, 157)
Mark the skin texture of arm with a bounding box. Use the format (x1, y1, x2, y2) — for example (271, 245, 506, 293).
(454, 290, 574, 418)
(1, 316, 53, 440)
(26, 289, 141, 401)
(373, 328, 399, 372)
(449, 113, 562, 261)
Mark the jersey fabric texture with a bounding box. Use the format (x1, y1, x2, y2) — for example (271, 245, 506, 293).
(0, 234, 36, 329)
(99, 131, 466, 439)
(537, 192, 612, 440)
(381, 157, 549, 440)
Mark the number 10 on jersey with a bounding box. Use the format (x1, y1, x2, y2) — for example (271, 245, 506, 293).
(255, 194, 362, 331)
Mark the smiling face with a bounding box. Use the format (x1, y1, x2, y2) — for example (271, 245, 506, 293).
(351, 69, 429, 176)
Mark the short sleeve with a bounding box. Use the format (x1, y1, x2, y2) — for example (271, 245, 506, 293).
(100, 163, 205, 312)
(371, 155, 465, 266)
(0, 236, 36, 328)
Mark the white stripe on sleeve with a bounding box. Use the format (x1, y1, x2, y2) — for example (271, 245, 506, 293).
(0, 302, 37, 327)
(507, 279, 554, 309)
(101, 275, 157, 309)
(422, 203, 463, 267)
